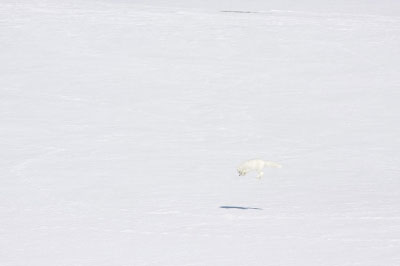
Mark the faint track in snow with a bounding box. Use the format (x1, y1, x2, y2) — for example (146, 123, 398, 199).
(220, 10, 261, 14)
(10, 147, 66, 179)
(220, 206, 263, 210)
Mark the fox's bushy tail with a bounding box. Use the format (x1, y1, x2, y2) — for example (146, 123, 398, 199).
(264, 161, 282, 168)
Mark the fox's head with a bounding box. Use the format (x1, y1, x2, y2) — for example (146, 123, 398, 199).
(238, 169, 247, 176)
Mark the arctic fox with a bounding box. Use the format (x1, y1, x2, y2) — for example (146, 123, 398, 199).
(237, 159, 282, 179)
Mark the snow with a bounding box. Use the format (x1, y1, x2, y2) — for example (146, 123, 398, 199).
(1, 0, 400, 265)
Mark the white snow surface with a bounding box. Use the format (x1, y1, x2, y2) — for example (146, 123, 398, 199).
(1, 0, 400, 265)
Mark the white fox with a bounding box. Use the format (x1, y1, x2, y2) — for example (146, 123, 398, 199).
(237, 159, 282, 179)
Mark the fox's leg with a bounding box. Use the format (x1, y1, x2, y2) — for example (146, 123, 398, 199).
(256, 171, 264, 179)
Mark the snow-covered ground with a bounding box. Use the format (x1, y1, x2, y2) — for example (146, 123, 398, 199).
(1, 0, 400, 265)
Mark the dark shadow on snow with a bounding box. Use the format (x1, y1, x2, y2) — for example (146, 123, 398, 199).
(220, 206, 263, 210)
